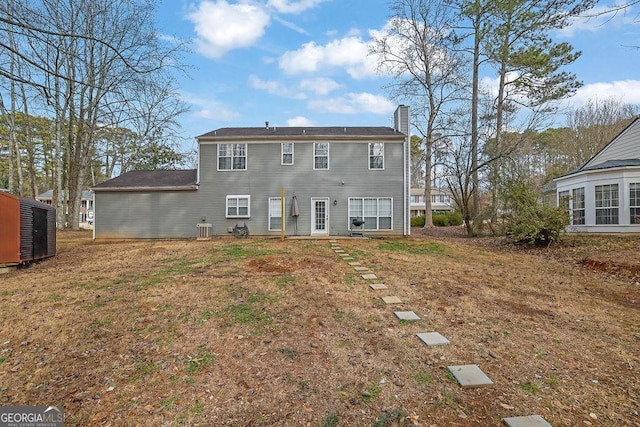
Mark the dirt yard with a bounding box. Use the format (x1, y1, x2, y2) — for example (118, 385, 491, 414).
(0, 230, 638, 426)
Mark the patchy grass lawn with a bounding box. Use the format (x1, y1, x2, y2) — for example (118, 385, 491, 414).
(0, 230, 638, 426)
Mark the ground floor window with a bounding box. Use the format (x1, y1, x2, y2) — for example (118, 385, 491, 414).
(226, 195, 250, 218)
(348, 197, 392, 230)
(559, 190, 570, 212)
(572, 187, 585, 225)
(595, 184, 618, 225)
(630, 183, 640, 224)
(268, 197, 282, 230)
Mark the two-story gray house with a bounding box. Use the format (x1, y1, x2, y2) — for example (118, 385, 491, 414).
(92, 105, 411, 238)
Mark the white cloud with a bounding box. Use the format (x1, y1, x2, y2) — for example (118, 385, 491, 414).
(570, 80, 640, 106)
(278, 36, 380, 79)
(183, 93, 240, 122)
(308, 93, 396, 114)
(248, 74, 307, 99)
(299, 77, 342, 95)
(556, 3, 640, 37)
(267, 0, 326, 14)
(187, 1, 270, 58)
(273, 15, 310, 35)
(287, 116, 317, 126)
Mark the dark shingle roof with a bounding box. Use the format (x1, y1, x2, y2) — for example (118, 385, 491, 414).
(579, 159, 640, 172)
(198, 126, 404, 139)
(92, 169, 198, 191)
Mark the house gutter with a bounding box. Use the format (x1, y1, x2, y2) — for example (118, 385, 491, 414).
(92, 185, 199, 192)
(197, 135, 405, 144)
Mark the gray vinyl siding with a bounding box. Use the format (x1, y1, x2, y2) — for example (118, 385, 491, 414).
(94, 190, 200, 238)
(197, 140, 406, 236)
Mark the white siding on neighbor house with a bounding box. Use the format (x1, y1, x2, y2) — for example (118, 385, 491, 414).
(197, 140, 407, 236)
(555, 167, 640, 232)
(586, 119, 640, 167)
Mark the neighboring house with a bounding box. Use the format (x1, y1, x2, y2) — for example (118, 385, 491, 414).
(410, 187, 454, 217)
(554, 117, 640, 232)
(36, 190, 94, 224)
(92, 105, 412, 238)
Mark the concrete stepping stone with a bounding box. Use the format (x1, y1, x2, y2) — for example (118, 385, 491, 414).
(369, 283, 388, 290)
(354, 266, 369, 271)
(416, 332, 450, 346)
(348, 261, 362, 266)
(361, 274, 378, 280)
(503, 415, 552, 427)
(334, 249, 345, 253)
(382, 296, 402, 304)
(342, 256, 354, 260)
(447, 365, 493, 388)
(394, 311, 420, 321)
(329, 240, 337, 243)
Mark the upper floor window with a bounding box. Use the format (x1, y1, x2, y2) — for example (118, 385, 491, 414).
(595, 184, 618, 225)
(314, 143, 329, 170)
(369, 143, 384, 170)
(218, 143, 246, 171)
(630, 183, 640, 224)
(282, 143, 294, 165)
(226, 195, 250, 218)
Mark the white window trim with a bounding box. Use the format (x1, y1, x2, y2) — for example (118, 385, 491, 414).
(226, 195, 251, 218)
(217, 143, 247, 171)
(595, 184, 619, 225)
(268, 197, 282, 231)
(281, 143, 294, 166)
(630, 183, 640, 225)
(571, 187, 585, 225)
(347, 197, 393, 231)
(368, 142, 384, 170)
(313, 142, 329, 170)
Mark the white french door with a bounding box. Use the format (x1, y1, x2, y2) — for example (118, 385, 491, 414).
(311, 198, 329, 235)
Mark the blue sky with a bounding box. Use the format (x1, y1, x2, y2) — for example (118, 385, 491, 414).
(156, 0, 640, 151)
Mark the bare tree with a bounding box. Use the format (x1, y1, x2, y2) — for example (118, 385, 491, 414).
(0, 0, 188, 229)
(372, 0, 468, 227)
(565, 98, 639, 168)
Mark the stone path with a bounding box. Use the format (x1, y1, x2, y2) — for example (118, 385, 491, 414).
(417, 332, 450, 346)
(329, 241, 554, 425)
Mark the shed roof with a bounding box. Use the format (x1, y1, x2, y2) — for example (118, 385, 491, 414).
(92, 169, 198, 192)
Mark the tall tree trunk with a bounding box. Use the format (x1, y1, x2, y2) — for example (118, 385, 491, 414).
(21, 87, 40, 198)
(470, 6, 481, 228)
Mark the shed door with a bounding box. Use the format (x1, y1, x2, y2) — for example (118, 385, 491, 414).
(32, 207, 48, 259)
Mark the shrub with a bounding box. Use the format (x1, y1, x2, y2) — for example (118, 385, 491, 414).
(502, 180, 569, 245)
(505, 204, 569, 245)
(411, 215, 425, 227)
(433, 211, 463, 227)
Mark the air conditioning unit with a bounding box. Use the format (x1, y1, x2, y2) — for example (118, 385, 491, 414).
(196, 223, 212, 240)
